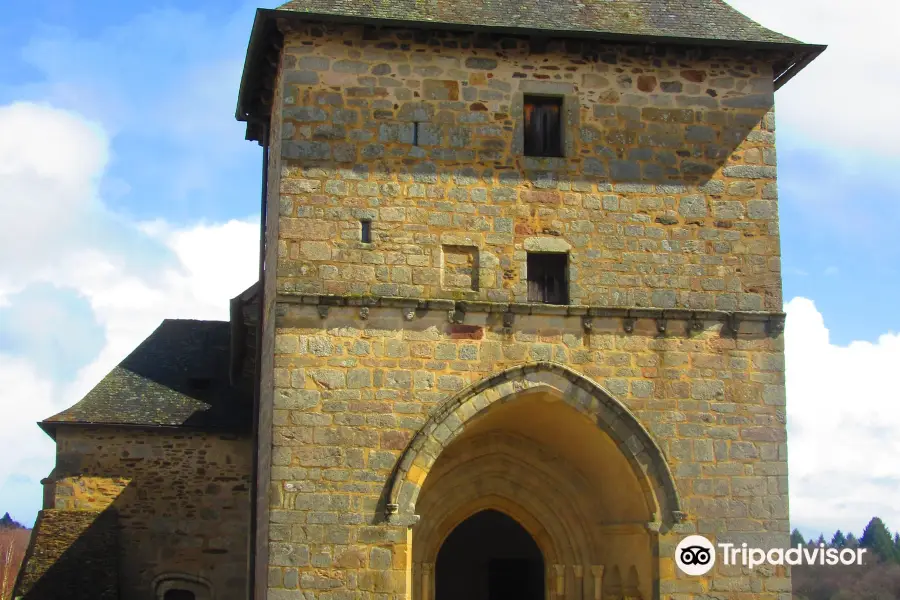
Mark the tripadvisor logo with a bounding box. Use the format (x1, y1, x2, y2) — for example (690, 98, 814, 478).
(675, 535, 867, 575)
(675, 536, 716, 575)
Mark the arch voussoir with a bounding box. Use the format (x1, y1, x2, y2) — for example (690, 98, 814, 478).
(387, 361, 685, 528)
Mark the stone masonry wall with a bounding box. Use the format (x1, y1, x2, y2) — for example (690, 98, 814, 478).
(275, 24, 782, 312)
(52, 427, 253, 600)
(265, 305, 790, 599)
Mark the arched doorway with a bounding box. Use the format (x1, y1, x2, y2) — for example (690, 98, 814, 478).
(435, 509, 544, 600)
(405, 372, 670, 600)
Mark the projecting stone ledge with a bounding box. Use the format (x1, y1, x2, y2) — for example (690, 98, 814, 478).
(275, 293, 786, 336)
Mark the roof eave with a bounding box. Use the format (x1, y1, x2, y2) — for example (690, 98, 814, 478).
(38, 420, 252, 437)
(773, 44, 827, 91)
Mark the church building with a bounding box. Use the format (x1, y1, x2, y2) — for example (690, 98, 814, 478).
(14, 1, 823, 599)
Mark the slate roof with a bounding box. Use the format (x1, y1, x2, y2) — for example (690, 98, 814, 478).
(41, 319, 252, 436)
(276, 0, 799, 45)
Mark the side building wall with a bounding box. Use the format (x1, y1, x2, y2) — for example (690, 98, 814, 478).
(49, 427, 253, 600)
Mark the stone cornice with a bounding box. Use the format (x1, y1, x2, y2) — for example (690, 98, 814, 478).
(275, 293, 786, 336)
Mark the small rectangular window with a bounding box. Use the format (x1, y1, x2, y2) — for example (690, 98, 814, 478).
(413, 122, 420, 146)
(360, 220, 372, 243)
(524, 96, 563, 157)
(526, 253, 568, 304)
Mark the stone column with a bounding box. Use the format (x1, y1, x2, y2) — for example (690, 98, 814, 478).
(591, 565, 605, 600)
(421, 562, 433, 600)
(553, 564, 565, 598)
(573, 565, 584, 600)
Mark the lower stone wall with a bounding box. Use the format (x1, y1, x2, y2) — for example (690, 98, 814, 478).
(13, 509, 118, 600)
(52, 427, 253, 600)
(264, 301, 791, 599)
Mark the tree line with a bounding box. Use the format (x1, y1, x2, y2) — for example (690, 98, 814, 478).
(792, 517, 900, 599)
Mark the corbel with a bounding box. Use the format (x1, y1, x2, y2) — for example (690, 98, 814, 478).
(317, 305, 329, 319)
(690, 312, 705, 333)
(623, 311, 635, 334)
(403, 307, 416, 321)
(359, 306, 370, 320)
(448, 307, 465, 324)
(656, 317, 668, 335)
(768, 314, 786, 336)
(726, 312, 742, 336)
(503, 311, 515, 333)
(673, 510, 688, 523)
(582, 316, 593, 332)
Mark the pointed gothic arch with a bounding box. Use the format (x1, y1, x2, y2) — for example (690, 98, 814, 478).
(385, 362, 685, 530)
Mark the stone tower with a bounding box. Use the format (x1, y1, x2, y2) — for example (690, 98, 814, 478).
(236, 2, 823, 599)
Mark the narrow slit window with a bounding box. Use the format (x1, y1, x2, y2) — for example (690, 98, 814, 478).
(526, 253, 568, 305)
(524, 96, 563, 158)
(360, 220, 372, 243)
(413, 122, 420, 146)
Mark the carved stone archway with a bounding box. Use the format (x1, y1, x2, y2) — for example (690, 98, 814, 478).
(386, 362, 684, 530)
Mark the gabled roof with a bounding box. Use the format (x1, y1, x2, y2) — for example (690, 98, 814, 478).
(41, 319, 252, 436)
(276, 0, 799, 45)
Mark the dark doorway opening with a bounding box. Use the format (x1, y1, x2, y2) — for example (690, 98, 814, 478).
(436, 509, 544, 600)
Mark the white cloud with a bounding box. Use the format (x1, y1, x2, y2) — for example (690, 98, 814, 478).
(785, 297, 900, 538)
(725, 0, 900, 155)
(0, 101, 258, 525)
(0, 102, 108, 286)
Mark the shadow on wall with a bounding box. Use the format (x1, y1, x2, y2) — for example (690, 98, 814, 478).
(13, 509, 119, 600)
(280, 37, 777, 191)
(13, 427, 253, 600)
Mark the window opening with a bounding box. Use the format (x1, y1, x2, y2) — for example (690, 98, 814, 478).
(524, 96, 563, 157)
(526, 253, 568, 304)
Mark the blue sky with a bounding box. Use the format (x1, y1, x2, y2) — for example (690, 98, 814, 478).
(0, 0, 898, 541)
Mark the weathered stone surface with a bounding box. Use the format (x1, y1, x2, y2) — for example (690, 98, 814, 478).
(45, 428, 251, 599)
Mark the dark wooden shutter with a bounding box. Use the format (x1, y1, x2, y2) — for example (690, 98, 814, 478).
(526, 253, 568, 304)
(524, 97, 562, 157)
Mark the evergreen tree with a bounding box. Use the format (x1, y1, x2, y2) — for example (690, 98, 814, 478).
(894, 532, 900, 562)
(846, 532, 859, 548)
(0, 512, 22, 529)
(832, 530, 846, 548)
(860, 517, 895, 562)
(790, 528, 805, 547)
(816, 534, 827, 546)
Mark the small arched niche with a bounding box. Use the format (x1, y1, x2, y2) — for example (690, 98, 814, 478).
(153, 574, 213, 600)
